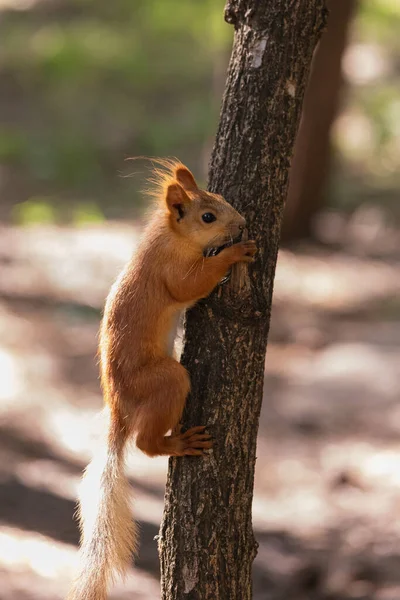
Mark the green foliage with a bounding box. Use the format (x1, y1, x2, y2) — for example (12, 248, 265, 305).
(358, 0, 400, 47)
(13, 197, 56, 225)
(0, 0, 230, 223)
(330, 0, 400, 218)
(0, 0, 398, 223)
(0, 129, 27, 162)
(73, 201, 105, 225)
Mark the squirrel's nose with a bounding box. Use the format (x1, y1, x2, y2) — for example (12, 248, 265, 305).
(239, 223, 245, 231)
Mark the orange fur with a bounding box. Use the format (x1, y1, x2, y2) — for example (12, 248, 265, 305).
(67, 160, 256, 600)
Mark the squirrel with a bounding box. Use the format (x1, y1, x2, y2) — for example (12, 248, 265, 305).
(67, 160, 257, 600)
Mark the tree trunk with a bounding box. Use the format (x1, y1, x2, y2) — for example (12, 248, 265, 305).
(281, 0, 357, 243)
(159, 2, 327, 599)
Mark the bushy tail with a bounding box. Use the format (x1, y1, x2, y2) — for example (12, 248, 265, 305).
(67, 425, 137, 600)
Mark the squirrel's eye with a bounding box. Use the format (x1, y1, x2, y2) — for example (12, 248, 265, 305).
(202, 212, 216, 223)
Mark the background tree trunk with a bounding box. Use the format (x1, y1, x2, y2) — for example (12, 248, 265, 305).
(281, 0, 357, 243)
(159, 2, 327, 599)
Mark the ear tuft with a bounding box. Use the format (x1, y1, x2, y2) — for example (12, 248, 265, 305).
(174, 165, 198, 192)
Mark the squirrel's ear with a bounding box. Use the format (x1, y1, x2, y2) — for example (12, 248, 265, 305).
(174, 165, 198, 192)
(165, 182, 191, 221)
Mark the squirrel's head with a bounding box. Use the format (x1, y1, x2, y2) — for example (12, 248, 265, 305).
(163, 164, 246, 251)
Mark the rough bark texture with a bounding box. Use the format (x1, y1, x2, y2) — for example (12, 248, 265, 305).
(281, 0, 357, 242)
(159, 2, 327, 599)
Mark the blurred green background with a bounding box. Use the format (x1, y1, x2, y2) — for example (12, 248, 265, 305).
(0, 0, 232, 224)
(329, 0, 400, 220)
(0, 0, 398, 228)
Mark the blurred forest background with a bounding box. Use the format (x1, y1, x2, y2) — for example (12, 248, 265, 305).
(0, 1, 400, 599)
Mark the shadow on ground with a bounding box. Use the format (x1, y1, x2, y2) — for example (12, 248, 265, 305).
(1, 226, 400, 599)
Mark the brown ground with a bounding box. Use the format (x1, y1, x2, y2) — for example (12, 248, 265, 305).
(0, 223, 400, 600)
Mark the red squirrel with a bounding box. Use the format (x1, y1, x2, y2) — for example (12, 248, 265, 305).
(67, 161, 256, 600)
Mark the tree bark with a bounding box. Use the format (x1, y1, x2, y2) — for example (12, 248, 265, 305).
(281, 0, 357, 243)
(159, 2, 327, 599)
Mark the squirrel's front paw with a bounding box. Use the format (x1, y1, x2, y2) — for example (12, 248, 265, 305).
(229, 240, 257, 263)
